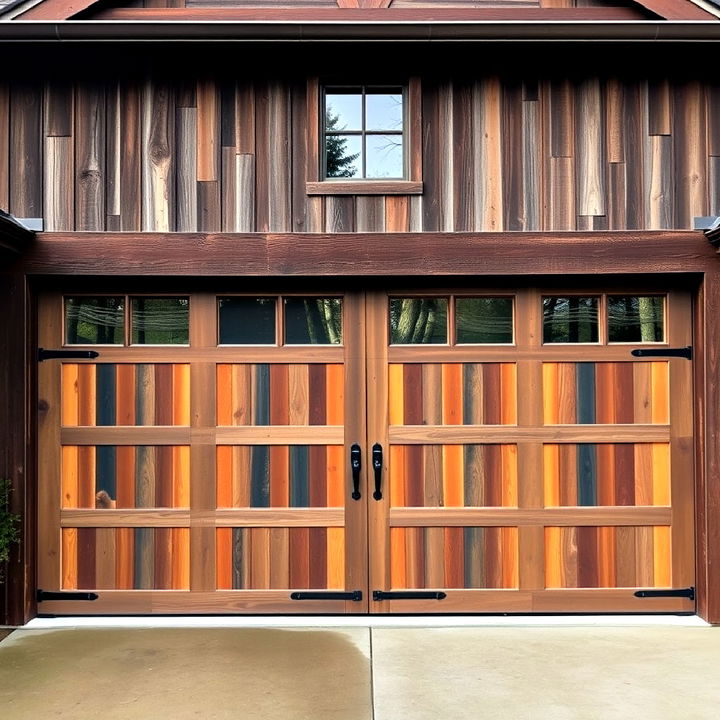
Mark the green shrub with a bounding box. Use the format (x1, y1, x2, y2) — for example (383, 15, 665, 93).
(0, 478, 20, 582)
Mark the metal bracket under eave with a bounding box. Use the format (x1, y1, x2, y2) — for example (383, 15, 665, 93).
(37, 590, 99, 602)
(634, 587, 695, 600)
(630, 346, 692, 360)
(38, 348, 100, 362)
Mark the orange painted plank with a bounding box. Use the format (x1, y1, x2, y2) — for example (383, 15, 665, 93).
(441, 363, 462, 425)
(62, 528, 78, 590)
(269, 445, 289, 507)
(444, 527, 464, 588)
(78, 446, 96, 508)
(154, 528, 173, 590)
(502, 445, 518, 507)
(270, 364, 289, 425)
(326, 445, 344, 507)
(598, 526, 616, 588)
(652, 443, 670, 505)
(77, 363, 96, 425)
(62, 445, 79, 509)
(116, 364, 136, 425)
(173, 364, 191, 425)
(172, 528, 189, 590)
(326, 527, 344, 590)
(115, 527, 134, 590)
(116, 446, 135, 508)
(325, 364, 344, 425)
(388, 364, 404, 425)
(502, 527, 519, 588)
(595, 363, 615, 423)
(500, 363, 517, 424)
(390, 528, 407, 589)
(216, 528, 232, 590)
(596, 443, 616, 505)
(390, 445, 406, 507)
(653, 526, 672, 587)
(61, 364, 79, 426)
(174, 446, 190, 507)
(634, 444, 654, 506)
(651, 362, 669, 424)
(217, 365, 233, 425)
(216, 446, 233, 508)
(542, 363, 558, 424)
(443, 444, 464, 507)
(543, 445, 560, 507)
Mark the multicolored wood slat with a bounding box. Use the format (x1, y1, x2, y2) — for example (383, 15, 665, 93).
(216, 445, 344, 508)
(388, 363, 517, 425)
(543, 443, 670, 507)
(217, 364, 344, 425)
(543, 362, 669, 424)
(62, 527, 190, 590)
(216, 528, 344, 590)
(545, 526, 672, 588)
(61, 364, 191, 426)
(62, 446, 190, 508)
(390, 444, 517, 508)
(390, 527, 519, 589)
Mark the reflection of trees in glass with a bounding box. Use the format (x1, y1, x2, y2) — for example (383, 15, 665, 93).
(304, 298, 342, 344)
(66, 298, 124, 344)
(543, 297, 598, 343)
(390, 299, 446, 344)
(325, 109, 360, 178)
(608, 297, 663, 342)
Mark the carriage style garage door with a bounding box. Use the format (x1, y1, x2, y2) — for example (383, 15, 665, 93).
(37, 287, 695, 615)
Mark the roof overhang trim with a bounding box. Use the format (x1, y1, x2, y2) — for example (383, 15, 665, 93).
(2, 20, 720, 42)
(0, 211, 35, 263)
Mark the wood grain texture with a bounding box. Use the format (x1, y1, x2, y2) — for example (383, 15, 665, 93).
(75, 84, 105, 231)
(10, 83, 42, 218)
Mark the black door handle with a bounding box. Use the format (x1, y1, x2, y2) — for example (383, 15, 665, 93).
(350, 443, 361, 500)
(372, 443, 383, 500)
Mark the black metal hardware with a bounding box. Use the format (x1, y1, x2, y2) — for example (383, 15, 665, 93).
(372, 443, 383, 500)
(37, 590, 99, 602)
(290, 590, 362, 601)
(630, 346, 692, 360)
(350, 443, 362, 500)
(373, 590, 447, 601)
(38, 348, 100, 362)
(634, 586, 695, 600)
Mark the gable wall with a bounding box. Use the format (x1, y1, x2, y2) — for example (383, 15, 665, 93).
(1, 46, 719, 234)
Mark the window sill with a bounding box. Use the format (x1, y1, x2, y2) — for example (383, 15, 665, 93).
(306, 180, 423, 196)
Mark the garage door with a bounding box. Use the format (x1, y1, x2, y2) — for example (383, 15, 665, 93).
(37, 287, 695, 614)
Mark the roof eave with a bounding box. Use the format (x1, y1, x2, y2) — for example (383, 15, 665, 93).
(2, 20, 720, 42)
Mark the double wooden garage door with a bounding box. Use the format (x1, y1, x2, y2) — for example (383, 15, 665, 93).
(37, 287, 695, 615)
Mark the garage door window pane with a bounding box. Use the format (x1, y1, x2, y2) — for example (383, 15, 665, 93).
(543, 297, 599, 343)
(219, 298, 277, 345)
(65, 297, 124, 345)
(390, 298, 448, 344)
(608, 296, 664, 342)
(131, 298, 189, 345)
(285, 298, 343, 345)
(456, 298, 513, 344)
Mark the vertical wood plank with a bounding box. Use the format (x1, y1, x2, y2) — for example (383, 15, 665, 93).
(142, 80, 173, 231)
(10, 82, 42, 218)
(75, 84, 105, 231)
(44, 137, 73, 231)
(0, 83, 8, 210)
(453, 81, 473, 232)
(106, 83, 121, 224)
(197, 79, 218, 182)
(576, 79, 605, 218)
(474, 78, 503, 231)
(176, 107, 198, 232)
(120, 83, 142, 231)
(269, 82, 291, 232)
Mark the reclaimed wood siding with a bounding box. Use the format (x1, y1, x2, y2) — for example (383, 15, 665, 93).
(4, 75, 719, 231)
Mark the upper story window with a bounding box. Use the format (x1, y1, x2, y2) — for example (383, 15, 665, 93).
(323, 86, 404, 180)
(306, 77, 423, 196)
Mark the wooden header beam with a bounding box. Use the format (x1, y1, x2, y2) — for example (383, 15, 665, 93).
(20, 231, 719, 277)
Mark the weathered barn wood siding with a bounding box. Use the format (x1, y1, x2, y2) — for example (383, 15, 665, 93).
(3, 74, 719, 232)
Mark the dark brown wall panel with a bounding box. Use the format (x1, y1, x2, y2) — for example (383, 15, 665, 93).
(10, 84, 42, 219)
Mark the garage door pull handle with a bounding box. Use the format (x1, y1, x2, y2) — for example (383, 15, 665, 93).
(372, 443, 383, 500)
(350, 443, 362, 500)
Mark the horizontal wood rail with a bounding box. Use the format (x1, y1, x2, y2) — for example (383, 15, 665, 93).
(60, 508, 344, 527)
(389, 424, 671, 443)
(60, 425, 345, 445)
(389, 506, 672, 527)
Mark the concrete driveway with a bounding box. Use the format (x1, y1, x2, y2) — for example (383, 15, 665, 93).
(1, 618, 718, 719)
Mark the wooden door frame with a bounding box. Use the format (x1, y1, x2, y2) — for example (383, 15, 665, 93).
(3, 229, 720, 623)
